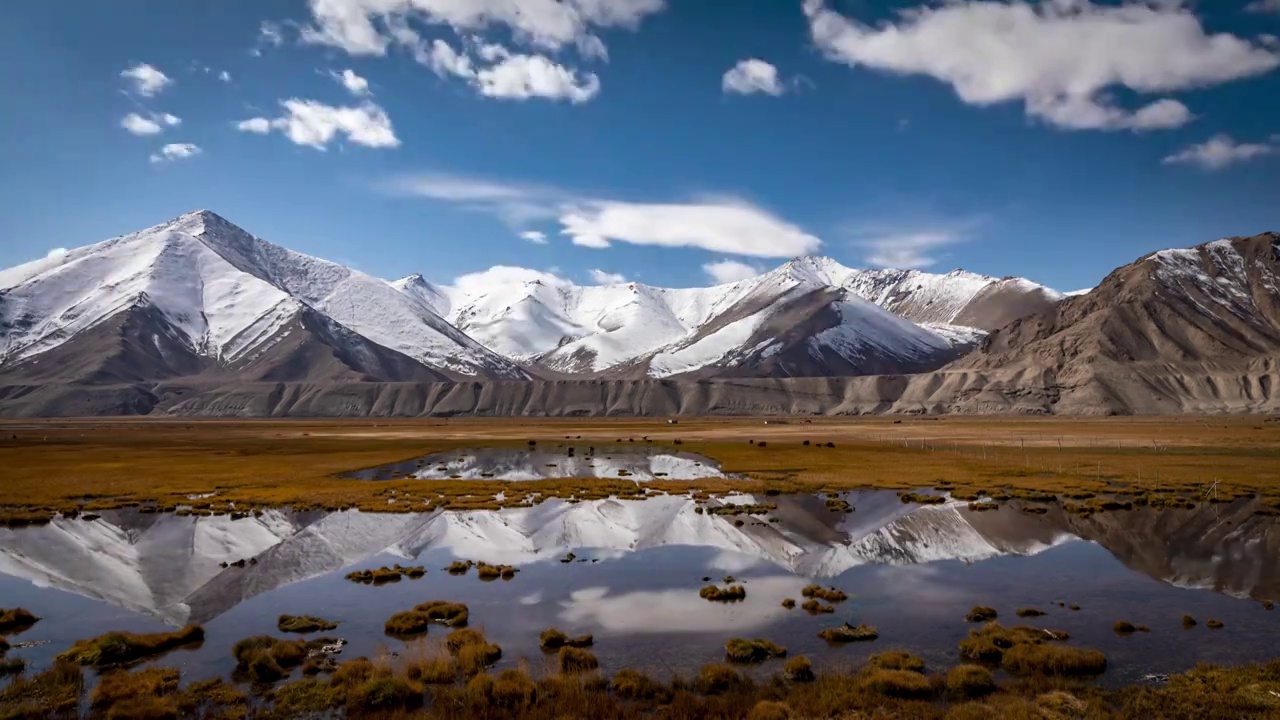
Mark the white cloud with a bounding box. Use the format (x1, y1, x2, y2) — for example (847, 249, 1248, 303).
(451, 265, 569, 296)
(588, 268, 627, 284)
(560, 199, 822, 257)
(120, 113, 161, 136)
(1162, 134, 1275, 170)
(559, 577, 803, 634)
(239, 99, 400, 149)
(332, 68, 371, 96)
(1246, 0, 1280, 13)
(803, 0, 1280, 131)
(219, 70, 232, 82)
(46, 247, 68, 259)
(120, 63, 172, 97)
(236, 117, 272, 133)
(858, 231, 965, 269)
(120, 112, 181, 136)
(423, 39, 599, 102)
(703, 259, 761, 284)
(149, 143, 202, 163)
(519, 230, 548, 244)
(722, 59, 784, 96)
(475, 51, 600, 102)
(386, 172, 821, 257)
(300, 0, 665, 57)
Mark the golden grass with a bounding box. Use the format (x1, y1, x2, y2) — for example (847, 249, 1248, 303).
(0, 608, 39, 634)
(699, 584, 746, 602)
(558, 646, 599, 674)
(58, 625, 204, 667)
(277, 614, 339, 633)
(801, 585, 849, 603)
(231, 634, 336, 684)
(3, 416, 1278, 521)
(1001, 644, 1107, 676)
(945, 664, 996, 698)
(869, 651, 926, 673)
(724, 638, 788, 664)
(818, 623, 879, 643)
(958, 623, 1069, 664)
(965, 606, 998, 623)
(539, 628, 594, 650)
(784, 655, 815, 682)
(345, 564, 425, 584)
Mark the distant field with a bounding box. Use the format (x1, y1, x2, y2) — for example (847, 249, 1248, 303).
(1, 416, 1278, 523)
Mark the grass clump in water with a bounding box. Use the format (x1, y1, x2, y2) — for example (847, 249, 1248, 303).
(700, 584, 746, 602)
(801, 584, 848, 603)
(1182, 614, 1197, 628)
(801, 599, 835, 614)
(231, 635, 334, 683)
(1016, 607, 1046, 617)
(781, 598, 796, 609)
(558, 646, 599, 674)
(958, 622, 1069, 664)
(447, 628, 502, 675)
(898, 492, 947, 505)
(0, 608, 39, 634)
(869, 650, 925, 673)
(818, 623, 878, 643)
(446, 560, 474, 574)
(58, 625, 204, 667)
(540, 627, 594, 650)
(725, 638, 787, 663)
(0, 657, 24, 676)
(1207, 619, 1225, 629)
(278, 614, 339, 633)
(966, 606, 998, 622)
(1113, 621, 1149, 634)
(946, 664, 996, 698)
(1000, 643, 1107, 676)
(344, 563, 426, 584)
(475, 561, 518, 580)
(783, 655, 814, 682)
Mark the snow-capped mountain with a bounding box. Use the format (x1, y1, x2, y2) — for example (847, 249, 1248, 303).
(0, 211, 527, 382)
(397, 255, 1056, 378)
(0, 210, 1060, 387)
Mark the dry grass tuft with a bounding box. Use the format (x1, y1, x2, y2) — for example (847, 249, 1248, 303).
(946, 664, 996, 698)
(0, 608, 39, 634)
(801, 599, 835, 614)
(819, 623, 878, 643)
(1000, 643, 1107, 676)
(58, 625, 204, 667)
(966, 606, 998, 623)
(869, 651, 925, 673)
(540, 627, 594, 650)
(558, 646, 599, 674)
(725, 638, 787, 663)
(801, 585, 849, 603)
(278, 614, 339, 633)
(700, 584, 747, 602)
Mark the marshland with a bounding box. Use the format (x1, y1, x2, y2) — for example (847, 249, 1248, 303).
(1, 416, 1279, 717)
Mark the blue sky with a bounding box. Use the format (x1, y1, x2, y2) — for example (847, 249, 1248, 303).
(2, 0, 1279, 293)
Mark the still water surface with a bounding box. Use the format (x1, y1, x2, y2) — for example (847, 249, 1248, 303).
(344, 444, 736, 481)
(1, 491, 1277, 687)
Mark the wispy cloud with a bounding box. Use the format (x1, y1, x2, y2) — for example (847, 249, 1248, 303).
(149, 143, 202, 163)
(845, 216, 985, 269)
(1162, 134, 1275, 170)
(384, 172, 821, 258)
(588, 268, 627, 284)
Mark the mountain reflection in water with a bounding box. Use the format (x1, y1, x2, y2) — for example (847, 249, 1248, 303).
(1, 493, 1277, 628)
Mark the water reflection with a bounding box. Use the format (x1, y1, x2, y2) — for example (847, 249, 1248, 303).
(1, 493, 1277, 629)
(344, 445, 735, 481)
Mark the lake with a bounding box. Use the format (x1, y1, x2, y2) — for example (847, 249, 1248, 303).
(1, 491, 1277, 689)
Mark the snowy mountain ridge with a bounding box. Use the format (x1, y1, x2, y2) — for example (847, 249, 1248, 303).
(397, 252, 1061, 377)
(0, 210, 1060, 383)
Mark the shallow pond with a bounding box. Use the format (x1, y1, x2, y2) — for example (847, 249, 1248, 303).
(2, 492, 1278, 690)
(344, 443, 736, 481)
